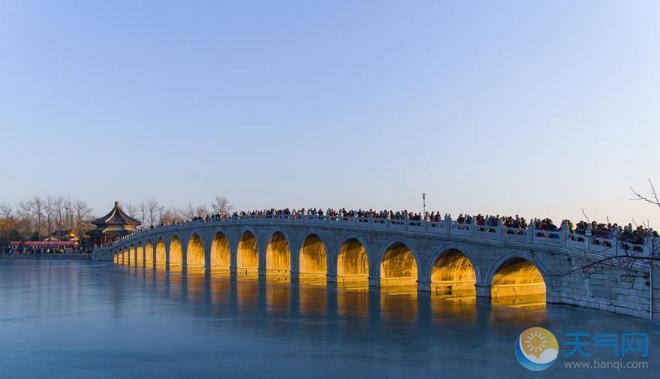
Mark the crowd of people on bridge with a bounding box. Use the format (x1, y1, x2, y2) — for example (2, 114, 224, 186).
(120, 207, 657, 249)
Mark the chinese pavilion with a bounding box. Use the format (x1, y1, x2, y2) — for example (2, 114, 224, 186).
(88, 201, 141, 246)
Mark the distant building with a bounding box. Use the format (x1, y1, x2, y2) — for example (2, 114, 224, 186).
(43, 229, 80, 245)
(88, 201, 140, 246)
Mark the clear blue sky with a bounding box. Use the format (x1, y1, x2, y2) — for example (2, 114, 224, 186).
(1, 1, 659, 226)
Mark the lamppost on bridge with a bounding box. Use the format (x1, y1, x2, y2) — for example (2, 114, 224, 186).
(422, 192, 427, 219)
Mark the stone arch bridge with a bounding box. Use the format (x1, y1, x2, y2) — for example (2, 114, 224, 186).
(93, 215, 658, 319)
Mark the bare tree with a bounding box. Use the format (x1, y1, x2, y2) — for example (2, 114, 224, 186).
(138, 202, 148, 228)
(0, 203, 15, 244)
(211, 195, 233, 216)
(146, 199, 161, 227)
(54, 195, 66, 238)
(160, 208, 181, 224)
(17, 201, 33, 237)
(195, 206, 209, 218)
(0, 203, 12, 220)
(72, 199, 93, 237)
(64, 198, 74, 231)
(124, 203, 138, 219)
(180, 203, 196, 220)
(630, 179, 660, 210)
(29, 196, 44, 238)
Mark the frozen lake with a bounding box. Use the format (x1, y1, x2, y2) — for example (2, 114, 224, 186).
(0, 260, 657, 378)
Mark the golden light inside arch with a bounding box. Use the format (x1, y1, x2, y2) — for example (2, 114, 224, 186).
(136, 244, 144, 267)
(169, 236, 183, 272)
(155, 239, 167, 268)
(145, 241, 154, 267)
(491, 258, 546, 307)
(299, 234, 327, 284)
(266, 232, 290, 281)
(186, 234, 205, 273)
(380, 243, 418, 290)
(431, 250, 476, 298)
(237, 231, 258, 277)
(211, 232, 230, 274)
(336, 238, 369, 287)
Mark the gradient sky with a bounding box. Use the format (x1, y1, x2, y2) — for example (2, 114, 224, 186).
(1, 1, 659, 226)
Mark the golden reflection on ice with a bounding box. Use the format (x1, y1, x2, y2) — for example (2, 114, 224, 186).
(491, 258, 546, 306)
(490, 303, 547, 324)
(185, 273, 206, 302)
(266, 281, 290, 315)
(237, 278, 259, 312)
(210, 275, 231, 308)
(380, 288, 418, 320)
(430, 297, 477, 323)
(299, 284, 327, 316)
(337, 284, 369, 318)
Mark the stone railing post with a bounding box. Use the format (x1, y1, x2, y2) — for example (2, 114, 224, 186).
(611, 228, 619, 255)
(445, 214, 451, 234)
(405, 214, 409, 231)
(528, 221, 535, 243)
(585, 226, 592, 251)
(497, 219, 503, 239)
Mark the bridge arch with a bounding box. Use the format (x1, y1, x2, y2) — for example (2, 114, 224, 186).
(128, 245, 135, 265)
(169, 235, 183, 271)
(237, 230, 259, 276)
(155, 237, 167, 267)
(430, 248, 477, 298)
(336, 237, 369, 286)
(487, 254, 548, 306)
(136, 243, 144, 267)
(186, 233, 206, 272)
(299, 233, 327, 282)
(145, 240, 154, 267)
(210, 231, 231, 273)
(266, 231, 291, 278)
(378, 240, 419, 289)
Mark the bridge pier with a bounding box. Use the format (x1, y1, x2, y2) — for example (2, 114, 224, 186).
(417, 280, 431, 292)
(476, 284, 491, 298)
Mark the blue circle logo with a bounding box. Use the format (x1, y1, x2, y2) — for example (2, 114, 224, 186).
(515, 327, 559, 371)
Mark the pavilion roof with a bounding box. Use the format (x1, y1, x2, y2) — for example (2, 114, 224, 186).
(93, 201, 141, 227)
